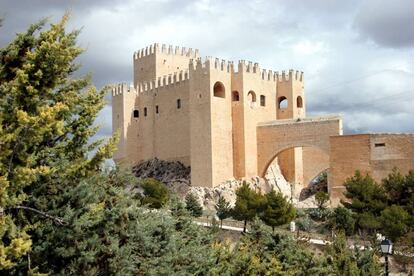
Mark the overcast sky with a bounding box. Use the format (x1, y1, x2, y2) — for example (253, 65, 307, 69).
(1, 0, 414, 140)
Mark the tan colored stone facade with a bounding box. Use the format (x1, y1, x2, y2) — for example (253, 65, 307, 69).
(112, 43, 414, 204)
(329, 134, 414, 205)
(112, 43, 318, 188)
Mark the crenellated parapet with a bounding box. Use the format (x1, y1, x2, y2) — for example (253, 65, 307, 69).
(189, 56, 234, 73)
(136, 69, 190, 94)
(112, 83, 136, 97)
(275, 69, 304, 82)
(133, 43, 200, 60)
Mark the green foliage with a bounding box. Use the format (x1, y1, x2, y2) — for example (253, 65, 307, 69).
(329, 207, 356, 236)
(261, 190, 296, 232)
(184, 192, 203, 217)
(342, 171, 387, 234)
(315, 191, 329, 209)
(140, 178, 169, 209)
(232, 182, 266, 232)
(327, 231, 381, 275)
(214, 195, 231, 228)
(306, 207, 332, 221)
(0, 14, 116, 271)
(296, 214, 313, 231)
(383, 168, 414, 216)
(380, 205, 411, 242)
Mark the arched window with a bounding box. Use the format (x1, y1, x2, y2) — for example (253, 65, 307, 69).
(133, 109, 139, 118)
(260, 95, 266, 106)
(213, 81, 225, 98)
(144, 107, 147, 116)
(247, 91, 256, 103)
(278, 96, 288, 109)
(297, 96, 303, 108)
(232, 91, 240, 101)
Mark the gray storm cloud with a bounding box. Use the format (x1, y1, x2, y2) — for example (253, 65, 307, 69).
(1, 0, 413, 140)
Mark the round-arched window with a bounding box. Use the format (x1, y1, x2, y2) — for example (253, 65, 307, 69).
(213, 81, 225, 98)
(278, 96, 288, 109)
(297, 96, 303, 108)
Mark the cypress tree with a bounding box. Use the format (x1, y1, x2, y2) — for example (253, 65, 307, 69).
(215, 195, 231, 228)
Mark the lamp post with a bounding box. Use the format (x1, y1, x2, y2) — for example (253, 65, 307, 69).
(380, 239, 393, 276)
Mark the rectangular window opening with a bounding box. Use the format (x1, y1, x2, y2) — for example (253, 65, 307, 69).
(177, 99, 181, 109)
(260, 95, 266, 106)
(156, 105, 159, 114)
(375, 143, 386, 147)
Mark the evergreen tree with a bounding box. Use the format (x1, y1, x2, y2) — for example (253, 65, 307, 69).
(380, 205, 411, 242)
(215, 195, 231, 228)
(232, 182, 266, 232)
(329, 207, 356, 236)
(383, 168, 414, 216)
(140, 177, 170, 208)
(261, 190, 296, 233)
(185, 192, 203, 217)
(315, 191, 329, 209)
(342, 171, 387, 235)
(0, 15, 116, 271)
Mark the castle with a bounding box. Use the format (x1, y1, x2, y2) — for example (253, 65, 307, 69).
(112, 43, 414, 205)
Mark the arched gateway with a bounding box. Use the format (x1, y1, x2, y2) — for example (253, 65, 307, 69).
(257, 115, 343, 177)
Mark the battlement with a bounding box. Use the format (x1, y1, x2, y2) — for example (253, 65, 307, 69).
(112, 83, 136, 97)
(275, 70, 304, 82)
(136, 69, 190, 94)
(133, 43, 200, 60)
(189, 57, 234, 73)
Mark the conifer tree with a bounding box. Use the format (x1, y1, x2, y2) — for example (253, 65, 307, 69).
(0, 14, 116, 271)
(215, 195, 231, 228)
(232, 182, 266, 232)
(185, 192, 203, 217)
(140, 178, 170, 208)
(261, 190, 296, 233)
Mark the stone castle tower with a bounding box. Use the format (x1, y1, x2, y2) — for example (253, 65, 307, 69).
(112, 43, 308, 188)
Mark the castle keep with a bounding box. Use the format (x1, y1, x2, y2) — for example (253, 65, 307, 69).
(112, 43, 414, 205)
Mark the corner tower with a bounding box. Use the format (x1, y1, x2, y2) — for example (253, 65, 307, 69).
(133, 43, 199, 87)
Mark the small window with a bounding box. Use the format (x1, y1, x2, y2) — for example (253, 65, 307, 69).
(144, 107, 147, 117)
(247, 91, 256, 103)
(375, 143, 385, 147)
(156, 105, 159, 114)
(177, 99, 181, 109)
(260, 95, 266, 106)
(278, 96, 288, 109)
(213, 82, 225, 98)
(297, 96, 303, 108)
(133, 109, 139, 118)
(232, 91, 240, 101)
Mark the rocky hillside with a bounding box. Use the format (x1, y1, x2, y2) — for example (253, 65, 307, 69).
(133, 158, 318, 209)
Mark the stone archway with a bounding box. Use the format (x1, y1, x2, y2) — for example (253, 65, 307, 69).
(256, 116, 342, 177)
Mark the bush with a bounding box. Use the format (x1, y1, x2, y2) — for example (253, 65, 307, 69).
(329, 207, 355, 236)
(307, 208, 332, 221)
(296, 215, 313, 231)
(185, 193, 203, 217)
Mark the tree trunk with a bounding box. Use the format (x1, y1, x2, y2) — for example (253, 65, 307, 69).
(243, 220, 247, 233)
(220, 219, 223, 229)
(272, 226, 275, 234)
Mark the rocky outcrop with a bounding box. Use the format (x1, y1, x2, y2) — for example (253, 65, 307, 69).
(132, 158, 318, 210)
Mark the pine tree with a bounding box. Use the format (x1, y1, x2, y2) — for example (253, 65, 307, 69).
(261, 190, 296, 233)
(341, 171, 387, 236)
(232, 182, 266, 232)
(0, 14, 116, 271)
(140, 178, 170, 208)
(215, 195, 231, 228)
(185, 192, 203, 217)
